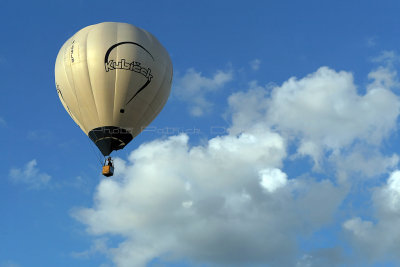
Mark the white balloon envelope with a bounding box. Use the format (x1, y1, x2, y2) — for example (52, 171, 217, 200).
(55, 22, 173, 156)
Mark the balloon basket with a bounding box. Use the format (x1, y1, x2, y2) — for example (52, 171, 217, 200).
(102, 165, 114, 177)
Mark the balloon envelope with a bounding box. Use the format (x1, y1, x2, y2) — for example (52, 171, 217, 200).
(55, 22, 173, 156)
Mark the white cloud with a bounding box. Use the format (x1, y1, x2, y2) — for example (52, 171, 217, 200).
(73, 63, 400, 266)
(229, 66, 400, 170)
(259, 168, 287, 193)
(268, 67, 398, 150)
(228, 81, 271, 135)
(250, 59, 261, 70)
(73, 132, 345, 267)
(373, 170, 400, 216)
(174, 68, 233, 116)
(9, 159, 51, 189)
(332, 147, 399, 181)
(343, 170, 400, 262)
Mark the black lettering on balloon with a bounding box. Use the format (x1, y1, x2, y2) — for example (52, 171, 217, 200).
(104, 42, 155, 107)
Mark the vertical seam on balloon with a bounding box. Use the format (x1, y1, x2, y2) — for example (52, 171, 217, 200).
(84, 28, 101, 127)
(62, 40, 86, 132)
(112, 23, 119, 125)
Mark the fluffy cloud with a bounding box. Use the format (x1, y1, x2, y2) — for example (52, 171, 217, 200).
(331, 147, 399, 181)
(259, 168, 287, 193)
(229, 67, 400, 171)
(174, 68, 232, 116)
(73, 132, 345, 266)
(269, 67, 398, 150)
(343, 170, 400, 262)
(9, 159, 51, 189)
(74, 64, 400, 266)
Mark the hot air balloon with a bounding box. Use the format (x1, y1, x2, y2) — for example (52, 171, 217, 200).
(55, 22, 173, 177)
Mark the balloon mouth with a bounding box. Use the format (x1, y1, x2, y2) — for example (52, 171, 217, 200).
(88, 126, 133, 156)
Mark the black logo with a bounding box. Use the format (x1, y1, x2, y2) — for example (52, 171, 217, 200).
(104, 42, 155, 108)
(104, 42, 154, 82)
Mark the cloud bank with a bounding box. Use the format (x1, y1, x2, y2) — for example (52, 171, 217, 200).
(73, 63, 400, 266)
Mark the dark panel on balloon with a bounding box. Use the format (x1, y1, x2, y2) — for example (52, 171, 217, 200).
(88, 126, 133, 156)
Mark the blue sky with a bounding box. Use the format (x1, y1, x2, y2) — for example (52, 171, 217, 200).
(2, 0, 400, 266)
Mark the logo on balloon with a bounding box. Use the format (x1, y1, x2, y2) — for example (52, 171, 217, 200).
(105, 59, 154, 82)
(104, 42, 154, 83)
(104, 42, 155, 108)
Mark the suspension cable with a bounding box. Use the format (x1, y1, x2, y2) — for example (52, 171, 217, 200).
(86, 137, 104, 167)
